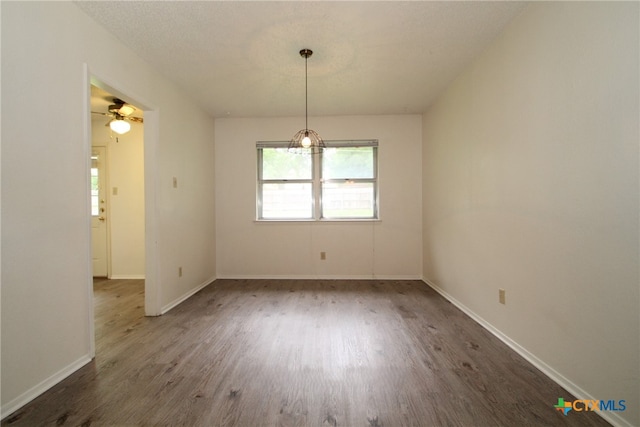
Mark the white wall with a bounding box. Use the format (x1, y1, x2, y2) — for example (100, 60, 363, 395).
(92, 115, 145, 278)
(215, 115, 422, 279)
(1, 2, 216, 415)
(422, 3, 638, 426)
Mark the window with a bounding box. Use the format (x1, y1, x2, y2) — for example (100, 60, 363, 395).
(91, 155, 100, 216)
(257, 140, 378, 220)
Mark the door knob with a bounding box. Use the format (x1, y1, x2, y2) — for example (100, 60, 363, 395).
(98, 216, 106, 222)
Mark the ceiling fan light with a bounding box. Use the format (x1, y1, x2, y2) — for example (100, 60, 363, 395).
(110, 119, 131, 134)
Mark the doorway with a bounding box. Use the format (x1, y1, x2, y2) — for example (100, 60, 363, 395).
(87, 75, 157, 359)
(89, 84, 145, 280)
(86, 70, 161, 362)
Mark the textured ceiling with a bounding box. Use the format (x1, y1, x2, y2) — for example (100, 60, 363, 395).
(76, 1, 528, 118)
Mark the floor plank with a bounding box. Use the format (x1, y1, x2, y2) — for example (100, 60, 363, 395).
(3, 279, 611, 426)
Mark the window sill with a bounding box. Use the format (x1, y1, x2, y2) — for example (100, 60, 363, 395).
(255, 218, 381, 223)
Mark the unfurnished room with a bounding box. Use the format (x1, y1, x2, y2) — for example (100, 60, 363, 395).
(1, 1, 638, 426)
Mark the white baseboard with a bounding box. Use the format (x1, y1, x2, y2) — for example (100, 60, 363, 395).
(1, 354, 92, 420)
(422, 278, 633, 427)
(369, 274, 423, 280)
(216, 274, 423, 280)
(108, 275, 145, 280)
(160, 275, 216, 314)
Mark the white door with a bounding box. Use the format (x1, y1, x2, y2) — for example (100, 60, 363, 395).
(91, 147, 109, 277)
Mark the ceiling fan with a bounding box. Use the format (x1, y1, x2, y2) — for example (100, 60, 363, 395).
(92, 98, 143, 134)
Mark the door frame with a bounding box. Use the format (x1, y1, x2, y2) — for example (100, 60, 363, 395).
(83, 64, 162, 358)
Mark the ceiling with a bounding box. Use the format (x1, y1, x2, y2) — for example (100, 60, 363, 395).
(76, 1, 528, 119)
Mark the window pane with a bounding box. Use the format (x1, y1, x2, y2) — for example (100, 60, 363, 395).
(323, 147, 374, 179)
(262, 148, 312, 179)
(322, 182, 375, 218)
(262, 183, 313, 219)
(91, 167, 99, 216)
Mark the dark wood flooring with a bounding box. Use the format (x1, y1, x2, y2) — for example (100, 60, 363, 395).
(3, 279, 611, 426)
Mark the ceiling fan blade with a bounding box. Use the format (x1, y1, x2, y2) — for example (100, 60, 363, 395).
(92, 111, 112, 117)
(127, 117, 144, 123)
(108, 101, 136, 117)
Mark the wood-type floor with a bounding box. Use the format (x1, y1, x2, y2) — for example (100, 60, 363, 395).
(3, 279, 611, 427)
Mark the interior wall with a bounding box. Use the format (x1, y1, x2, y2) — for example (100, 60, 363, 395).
(215, 115, 422, 279)
(422, 3, 639, 426)
(1, 2, 216, 415)
(91, 115, 145, 278)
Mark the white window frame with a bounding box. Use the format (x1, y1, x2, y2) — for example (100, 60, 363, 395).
(257, 140, 379, 221)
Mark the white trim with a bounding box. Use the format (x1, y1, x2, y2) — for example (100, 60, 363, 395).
(254, 219, 382, 223)
(82, 64, 96, 360)
(160, 276, 216, 315)
(422, 278, 633, 427)
(108, 275, 146, 280)
(143, 108, 161, 316)
(216, 274, 423, 280)
(1, 355, 92, 420)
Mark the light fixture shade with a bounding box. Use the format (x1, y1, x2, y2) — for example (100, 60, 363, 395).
(110, 119, 131, 134)
(289, 129, 325, 154)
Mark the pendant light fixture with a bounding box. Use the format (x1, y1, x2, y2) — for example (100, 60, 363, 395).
(288, 49, 325, 154)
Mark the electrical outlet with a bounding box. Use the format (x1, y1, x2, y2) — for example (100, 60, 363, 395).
(499, 288, 506, 305)
(320, 252, 326, 260)
(178, 267, 183, 277)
